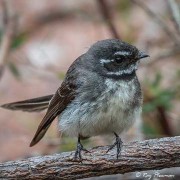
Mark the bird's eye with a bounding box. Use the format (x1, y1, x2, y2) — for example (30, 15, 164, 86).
(114, 56, 123, 64)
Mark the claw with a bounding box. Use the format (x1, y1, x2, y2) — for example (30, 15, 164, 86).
(74, 136, 89, 160)
(106, 132, 123, 159)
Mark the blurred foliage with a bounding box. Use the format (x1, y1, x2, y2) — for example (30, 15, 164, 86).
(143, 73, 175, 113)
(11, 33, 27, 49)
(57, 72, 65, 80)
(59, 137, 76, 152)
(7, 62, 21, 79)
(116, 0, 131, 16)
(174, 69, 180, 99)
(0, 30, 2, 43)
(142, 72, 179, 137)
(0, 28, 26, 79)
(143, 122, 159, 137)
(116, 1, 136, 44)
(59, 136, 90, 152)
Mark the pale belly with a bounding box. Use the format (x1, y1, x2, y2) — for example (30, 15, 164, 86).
(59, 98, 141, 138)
(58, 79, 142, 138)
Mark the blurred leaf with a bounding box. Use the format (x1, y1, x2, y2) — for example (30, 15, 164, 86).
(152, 73, 162, 88)
(143, 89, 174, 113)
(117, 0, 131, 15)
(143, 123, 159, 136)
(57, 72, 65, 80)
(143, 102, 157, 112)
(156, 90, 174, 109)
(59, 136, 90, 152)
(8, 62, 21, 79)
(11, 34, 26, 49)
(175, 69, 180, 98)
(143, 72, 175, 113)
(0, 29, 2, 42)
(59, 137, 76, 152)
(176, 69, 180, 77)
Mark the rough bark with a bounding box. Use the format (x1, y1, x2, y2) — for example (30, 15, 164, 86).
(0, 136, 180, 180)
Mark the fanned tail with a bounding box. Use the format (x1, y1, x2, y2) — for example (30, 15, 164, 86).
(1, 95, 53, 112)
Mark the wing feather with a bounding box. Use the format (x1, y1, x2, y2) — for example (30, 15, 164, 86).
(1, 95, 53, 112)
(29, 81, 76, 147)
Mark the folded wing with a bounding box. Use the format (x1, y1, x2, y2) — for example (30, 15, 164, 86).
(29, 81, 76, 147)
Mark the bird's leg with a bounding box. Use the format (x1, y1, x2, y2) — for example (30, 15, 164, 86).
(106, 132, 123, 159)
(74, 135, 89, 160)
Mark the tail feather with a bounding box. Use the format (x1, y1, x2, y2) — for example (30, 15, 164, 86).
(1, 95, 53, 112)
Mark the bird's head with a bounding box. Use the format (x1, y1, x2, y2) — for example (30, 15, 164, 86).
(87, 39, 149, 79)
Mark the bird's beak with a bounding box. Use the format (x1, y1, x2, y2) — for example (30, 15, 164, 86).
(138, 51, 150, 60)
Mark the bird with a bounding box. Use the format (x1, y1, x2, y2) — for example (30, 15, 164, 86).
(1, 39, 149, 160)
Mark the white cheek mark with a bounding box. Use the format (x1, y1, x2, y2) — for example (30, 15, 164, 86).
(107, 61, 139, 76)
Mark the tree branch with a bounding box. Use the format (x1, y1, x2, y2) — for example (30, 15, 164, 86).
(97, 0, 121, 39)
(0, 136, 179, 179)
(132, 0, 180, 45)
(142, 45, 180, 67)
(0, 0, 16, 78)
(166, 0, 180, 35)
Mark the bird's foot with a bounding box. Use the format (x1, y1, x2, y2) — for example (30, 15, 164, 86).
(74, 138, 89, 161)
(106, 132, 123, 159)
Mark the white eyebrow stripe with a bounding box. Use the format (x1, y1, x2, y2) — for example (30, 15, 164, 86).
(114, 51, 130, 56)
(100, 59, 114, 64)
